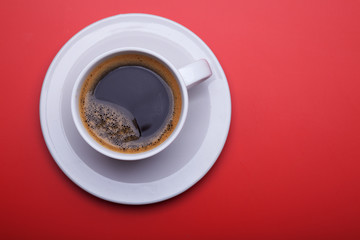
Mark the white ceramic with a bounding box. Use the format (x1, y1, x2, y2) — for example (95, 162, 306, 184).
(40, 14, 231, 204)
(71, 47, 212, 160)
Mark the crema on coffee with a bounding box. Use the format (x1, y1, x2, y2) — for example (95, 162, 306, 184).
(79, 53, 182, 153)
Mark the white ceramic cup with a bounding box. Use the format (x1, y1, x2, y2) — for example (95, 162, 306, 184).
(71, 47, 212, 160)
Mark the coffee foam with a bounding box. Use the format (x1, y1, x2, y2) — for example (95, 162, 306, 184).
(79, 53, 182, 153)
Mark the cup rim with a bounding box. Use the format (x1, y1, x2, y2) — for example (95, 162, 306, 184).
(71, 47, 189, 161)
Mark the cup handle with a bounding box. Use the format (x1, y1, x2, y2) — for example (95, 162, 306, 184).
(178, 59, 212, 88)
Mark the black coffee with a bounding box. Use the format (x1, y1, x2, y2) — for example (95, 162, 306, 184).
(79, 53, 182, 153)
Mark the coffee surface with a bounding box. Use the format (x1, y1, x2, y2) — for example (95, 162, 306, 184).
(79, 53, 182, 153)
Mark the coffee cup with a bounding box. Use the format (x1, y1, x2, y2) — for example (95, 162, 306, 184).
(71, 47, 212, 160)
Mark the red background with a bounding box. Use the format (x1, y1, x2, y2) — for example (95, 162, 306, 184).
(1, 0, 360, 239)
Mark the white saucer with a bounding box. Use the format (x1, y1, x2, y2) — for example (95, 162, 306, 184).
(40, 14, 231, 204)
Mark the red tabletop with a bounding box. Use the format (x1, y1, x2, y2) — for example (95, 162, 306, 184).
(1, 0, 360, 239)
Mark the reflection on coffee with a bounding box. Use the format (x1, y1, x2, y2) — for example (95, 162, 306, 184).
(79, 53, 182, 153)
